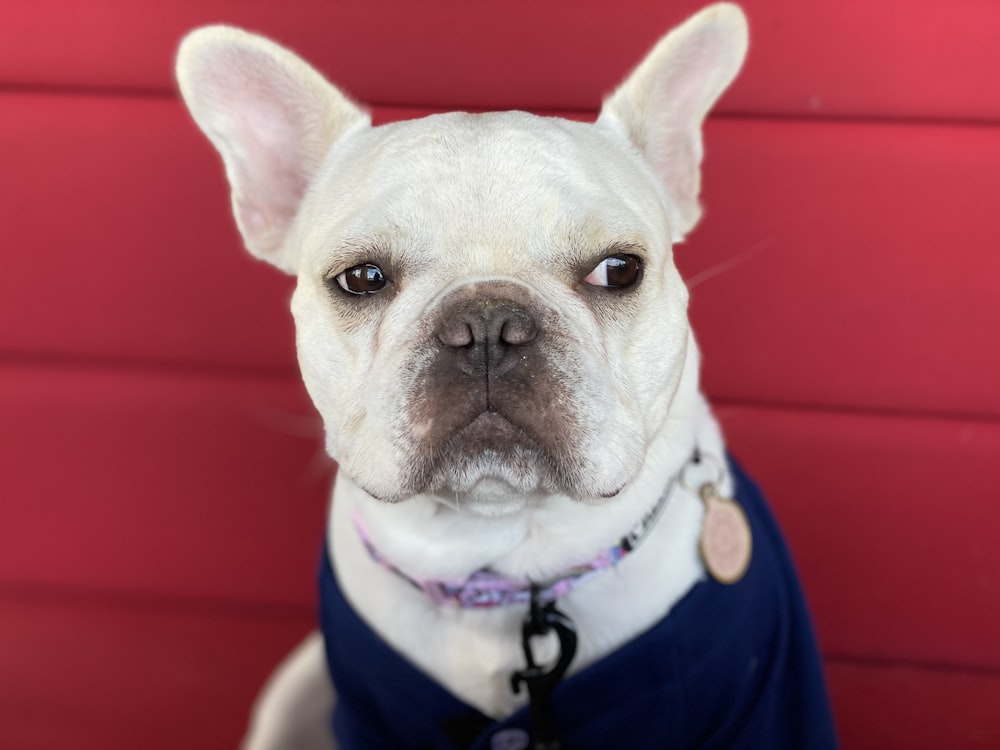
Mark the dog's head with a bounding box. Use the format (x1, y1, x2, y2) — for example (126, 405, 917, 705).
(176, 4, 747, 514)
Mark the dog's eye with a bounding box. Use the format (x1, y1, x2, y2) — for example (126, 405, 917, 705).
(584, 254, 643, 289)
(335, 264, 388, 295)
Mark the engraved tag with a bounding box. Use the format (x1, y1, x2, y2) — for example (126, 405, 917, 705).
(699, 483, 752, 584)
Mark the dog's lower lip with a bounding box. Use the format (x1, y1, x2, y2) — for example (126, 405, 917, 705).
(470, 411, 516, 429)
(453, 410, 529, 443)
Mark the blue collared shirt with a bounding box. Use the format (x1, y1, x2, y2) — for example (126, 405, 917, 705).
(319, 457, 839, 749)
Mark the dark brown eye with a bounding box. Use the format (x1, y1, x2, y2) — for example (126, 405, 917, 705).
(335, 263, 388, 295)
(583, 254, 643, 288)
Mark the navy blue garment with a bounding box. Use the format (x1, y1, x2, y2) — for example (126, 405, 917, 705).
(319, 457, 839, 749)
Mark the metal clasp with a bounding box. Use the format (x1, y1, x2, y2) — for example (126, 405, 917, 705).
(510, 586, 577, 750)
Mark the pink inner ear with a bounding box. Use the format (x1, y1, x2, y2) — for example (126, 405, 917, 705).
(178, 26, 369, 269)
(598, 7, 747, 242)
(220, 96, 312, 255)
(231, 93, 308, 189)
(236, 197, 270, 236)
(195, 51, 316, 259)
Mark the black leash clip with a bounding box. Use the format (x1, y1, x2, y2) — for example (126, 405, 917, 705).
(510, 586, 578, 750)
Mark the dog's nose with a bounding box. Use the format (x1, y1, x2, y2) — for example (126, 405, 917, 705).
(435, 298, 538, 378)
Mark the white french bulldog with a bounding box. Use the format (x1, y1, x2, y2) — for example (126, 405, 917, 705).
(177, 4, 836, 749)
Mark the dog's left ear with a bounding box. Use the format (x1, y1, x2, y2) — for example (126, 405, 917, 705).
(598, 3, 748, 242)
(176, 26, 370, 272)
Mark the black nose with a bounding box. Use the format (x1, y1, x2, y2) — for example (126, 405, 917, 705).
(435, 298, 539, 378)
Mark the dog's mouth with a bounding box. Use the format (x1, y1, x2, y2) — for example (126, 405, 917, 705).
(412, 410, 565, 502)
(459, 410, 529, 442)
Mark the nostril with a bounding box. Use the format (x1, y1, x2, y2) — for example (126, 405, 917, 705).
(437, 320, 474, 349)
(500, 315, 537, 346)
(435, 298, 539, 354)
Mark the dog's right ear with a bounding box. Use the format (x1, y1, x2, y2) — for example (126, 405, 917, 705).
(176, 27, 369, 273)
(597, 3, 748, 243)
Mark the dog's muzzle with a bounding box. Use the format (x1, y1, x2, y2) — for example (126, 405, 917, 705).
(400, 281, 591, 498)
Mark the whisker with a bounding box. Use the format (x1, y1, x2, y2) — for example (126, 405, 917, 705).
(685, 238, 773, 291)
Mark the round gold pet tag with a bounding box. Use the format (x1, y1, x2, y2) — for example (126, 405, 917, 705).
(699, 483, 752, 584)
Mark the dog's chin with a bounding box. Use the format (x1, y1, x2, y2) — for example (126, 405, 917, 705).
(434, 477, 541, 518)
(408, 412, 562, 514)
(424, 443, 549, 517)
(356, 413, 625, 510)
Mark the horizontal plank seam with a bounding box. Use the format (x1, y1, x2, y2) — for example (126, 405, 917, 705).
(825, 652, 1000, 680)
(0, 350, 300, 383)
(711, 396, 1000, 427)
(0, 580, 314, 623)
(2, 82, 1000, 130)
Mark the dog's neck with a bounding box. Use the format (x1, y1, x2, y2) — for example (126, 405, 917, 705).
(328, 333, 726, 716)
(349, 467, 678, 609)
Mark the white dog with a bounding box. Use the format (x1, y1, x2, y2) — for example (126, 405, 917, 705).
(177, 5, 837, 748)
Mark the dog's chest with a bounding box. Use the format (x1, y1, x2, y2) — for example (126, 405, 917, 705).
(319, 459, 839, 750)
(329, 478, 708, 717)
